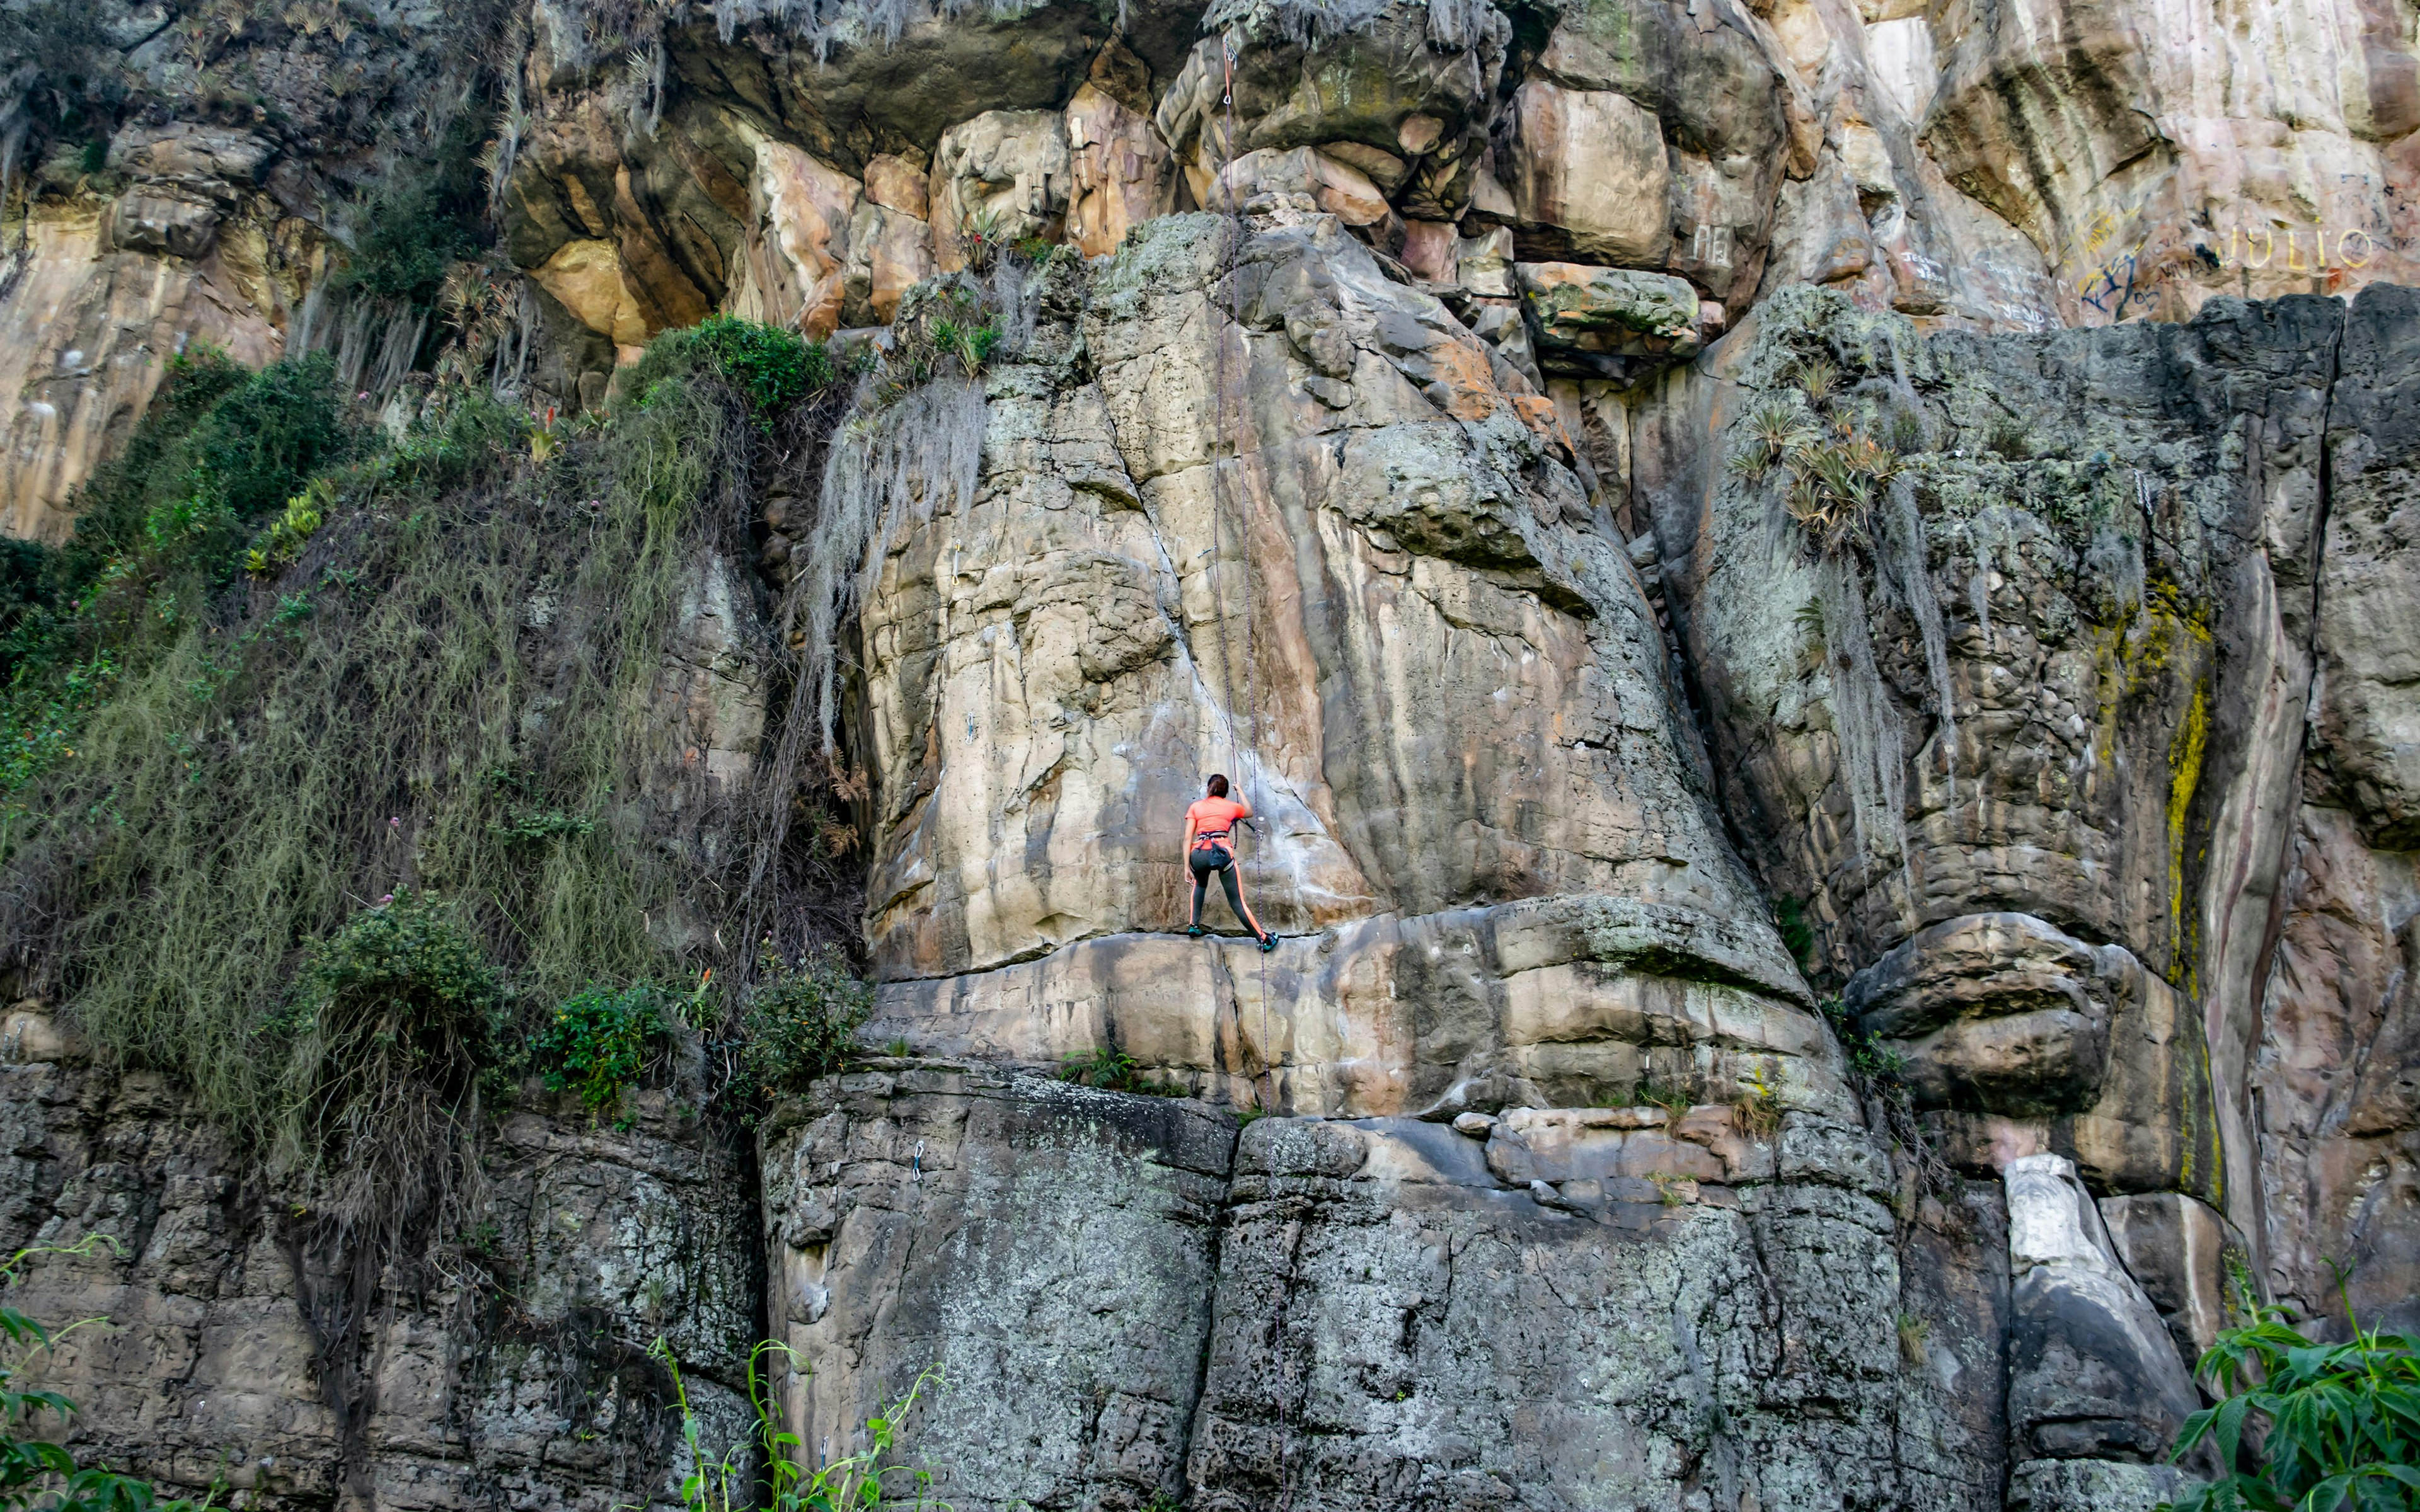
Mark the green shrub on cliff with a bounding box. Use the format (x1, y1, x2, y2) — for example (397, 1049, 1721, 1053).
(333, 117, 494, 311)
(686, 316, 839, 416)
(0, 315, 867, 1143)
(66, 349, 353, 588)
(533, 985, 665, 1111)
(0, 349, 355, 799)
(732, 942, 873, 1106)
(282, 891, 507, 1154)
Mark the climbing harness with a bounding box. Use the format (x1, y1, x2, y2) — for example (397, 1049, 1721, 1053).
(1210, 38, 1299, 1512)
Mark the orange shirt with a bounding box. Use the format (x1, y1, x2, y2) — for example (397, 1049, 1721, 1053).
(1187, 796, 1248, 847)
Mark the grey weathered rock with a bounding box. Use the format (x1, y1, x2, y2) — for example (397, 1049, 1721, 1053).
(1640, 289, 2419, 1336)
(2247, 293, 2420, 1336)
(0, 1011, 758, 1512)
(2099, 1191, 2246, 1369)
(1516, 260, 1705, 381)
(2002, 1155, 2201, 1465)
(2006, 1456, 2198, 1512)
(756, 1065, 1235, 1511)
(1187, 1110, 1995, 1509)
(1847, 913, 2221, 1197)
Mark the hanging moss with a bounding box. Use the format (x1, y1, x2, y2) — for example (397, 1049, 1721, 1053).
(0, 323, 855, 1140)
(792, 266, 1035, 755)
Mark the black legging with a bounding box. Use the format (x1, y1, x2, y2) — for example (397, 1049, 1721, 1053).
(1190, 844, 1251, 932)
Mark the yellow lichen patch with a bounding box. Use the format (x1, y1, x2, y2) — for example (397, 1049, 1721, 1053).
(2165, 681, 2209, 933)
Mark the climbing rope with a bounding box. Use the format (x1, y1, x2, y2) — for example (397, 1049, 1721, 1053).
(1211, 37, 1298, 1512)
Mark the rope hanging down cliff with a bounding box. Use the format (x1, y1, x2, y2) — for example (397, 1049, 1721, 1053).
(1208, 36, 1281, 1096)
(1211, 35, 1301, 1512)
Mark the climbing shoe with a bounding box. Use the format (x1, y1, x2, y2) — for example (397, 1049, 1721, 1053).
(1259, 932, 1278, 953)
(1187, 924, 1204, 938)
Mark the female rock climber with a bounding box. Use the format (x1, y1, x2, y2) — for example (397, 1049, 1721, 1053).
(1184, 774, 1277, 951)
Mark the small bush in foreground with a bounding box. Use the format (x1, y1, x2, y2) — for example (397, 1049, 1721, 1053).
(2160, 1303, 2419, 1511)
(657, 1337, 943, 1512)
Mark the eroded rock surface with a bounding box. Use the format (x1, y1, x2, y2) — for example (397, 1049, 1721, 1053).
(1650, 283, 2420, 1345)
(757, 1066, 2010, 1511)
(851, 215, 1849, 1133)
(756, 1064, 1232, 1510)
(0, 1011, 758, 1512)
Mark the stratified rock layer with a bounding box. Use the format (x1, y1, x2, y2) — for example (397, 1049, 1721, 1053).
(754, 1064, 2011, 1512)
(1, 0, 2416, 1503)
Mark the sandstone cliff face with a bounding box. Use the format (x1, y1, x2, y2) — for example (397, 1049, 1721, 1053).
(1640, 284, 2420, 1346)
(854, 214, 1842, 1133)
(4, 0, 2419, 1508)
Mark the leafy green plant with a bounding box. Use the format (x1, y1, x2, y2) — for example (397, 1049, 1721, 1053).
(151, 353, 352, 536)
(332, 121, 492, 309)
(867, 284, 1006, 407)
(733, 944, 874, 1106)
(1726, 398, 1815, 483)
(489, 807, 596, 844)
(0, 541, 67, 687)
(1773, 895, 1816, 968)
(1816, 995, 1907, 1083)
(289, 890, 507, 1100)
(1, 1235, 214, 1512)
(1057, 1046, 1185, 1097)
(43, 347, 349, 629)
(1724, 356, 1905, 556)
(958, 205, 1008, 272)
(925, 318, 1001, 379)
(687, 316, 838, 416)
(531, 985, 662, 1111)
(2159, 1302, 2420, 1512)
(1789, 357, 1839, 406)
(243, 477, 335, 577)
(0, 652, 115, 798)
(1984, 413, 2032, 461)
(655, 1338, 945, 1512)
(296, 891, 503, 1028)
